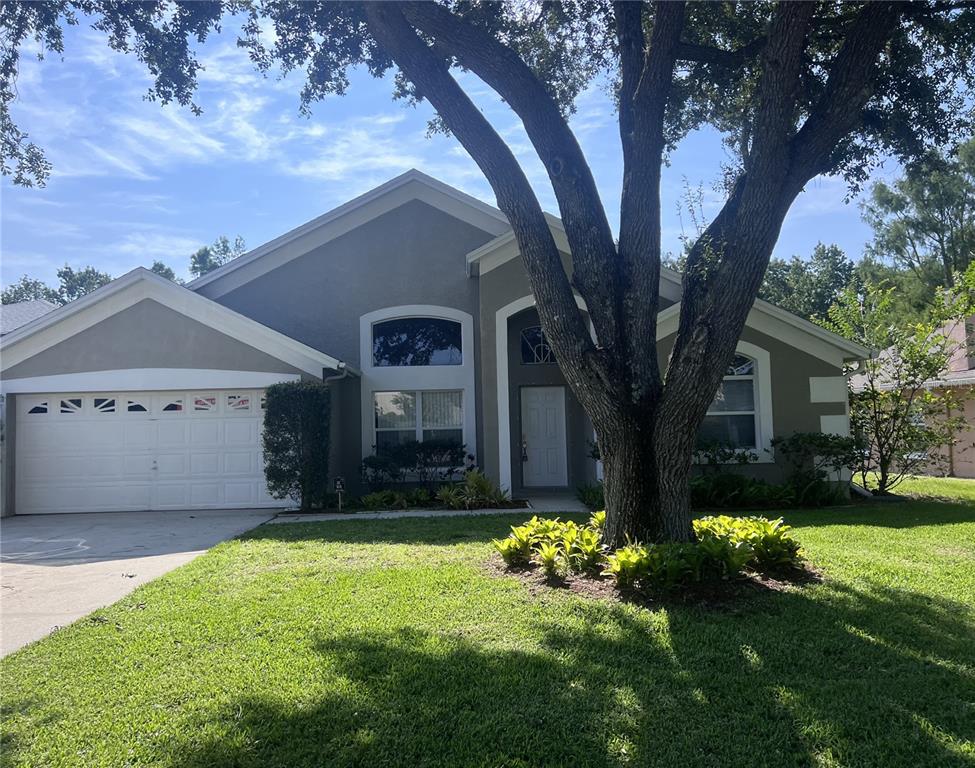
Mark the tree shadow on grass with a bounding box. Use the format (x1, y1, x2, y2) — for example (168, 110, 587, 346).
(163, 580, 974, 768)
(782, 502, 975, 530)
(243, 513, 580, 547)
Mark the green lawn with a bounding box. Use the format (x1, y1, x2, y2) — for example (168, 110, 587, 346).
(3, 501, 974, 767)
(889, 474, 975, 502)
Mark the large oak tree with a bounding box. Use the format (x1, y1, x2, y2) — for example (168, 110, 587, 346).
(2, 1, 973, 545)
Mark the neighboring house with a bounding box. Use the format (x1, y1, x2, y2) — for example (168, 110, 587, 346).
(0, 299, 56, 336)
(0, 170, 867, 516)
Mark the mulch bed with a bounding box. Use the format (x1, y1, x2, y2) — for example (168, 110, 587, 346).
(485, 555, 822, 610)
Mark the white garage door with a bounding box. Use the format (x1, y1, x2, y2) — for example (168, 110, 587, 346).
(15, 389, 286, 514)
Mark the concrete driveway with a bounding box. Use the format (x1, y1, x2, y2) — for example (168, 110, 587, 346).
(0, 509, 274, 656)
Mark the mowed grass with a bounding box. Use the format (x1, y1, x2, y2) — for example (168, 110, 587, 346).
(2, 498, 974, 767)
(892, 474, 975, 502)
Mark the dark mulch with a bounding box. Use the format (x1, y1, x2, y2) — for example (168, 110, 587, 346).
(485, 555, 822, 610)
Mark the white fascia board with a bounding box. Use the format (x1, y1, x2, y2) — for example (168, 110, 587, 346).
(1, 369, 301, 394)
(189, 169, 511, 297)
(656, 301, 867, 368)
(0, 268, 355, 378)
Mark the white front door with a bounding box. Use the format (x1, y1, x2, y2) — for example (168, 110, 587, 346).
(520, 386, 568, 487)
(15, 389, 283, 514)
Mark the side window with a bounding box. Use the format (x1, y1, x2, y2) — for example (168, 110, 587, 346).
(697, 355, 758, 450)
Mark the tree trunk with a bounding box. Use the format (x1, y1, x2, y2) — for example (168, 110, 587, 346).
(599, 412, 695, 548)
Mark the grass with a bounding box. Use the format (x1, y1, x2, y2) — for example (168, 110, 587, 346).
(888, 474, 975, 502)
(2, 497, 974, 767)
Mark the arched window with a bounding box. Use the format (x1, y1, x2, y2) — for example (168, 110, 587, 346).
(520, 325, 555, 364)
(372, 317, 463, 366)
(698, 354, 758, 449)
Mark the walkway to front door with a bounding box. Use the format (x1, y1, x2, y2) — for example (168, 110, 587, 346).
(520, 386, 568, 487)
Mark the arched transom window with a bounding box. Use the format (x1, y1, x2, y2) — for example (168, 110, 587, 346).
(372, 317, 463, 367)
(520, 325, 555, 364)
(698, 354, 758, 449)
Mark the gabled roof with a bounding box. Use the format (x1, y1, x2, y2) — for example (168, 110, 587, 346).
(657, 299, 869, 366)
(0, 299, 57, 335)
(188, 168, 513, 297)
(0, 268, 355, 377)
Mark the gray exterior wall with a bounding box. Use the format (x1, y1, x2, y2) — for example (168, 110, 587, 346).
(658, 325, 847, 483)
(207, 199, 497, 474)
(1, 299, 304, 380)
(208, 200, 495, 365)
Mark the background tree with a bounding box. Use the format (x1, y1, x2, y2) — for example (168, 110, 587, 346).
(3, 2, 973, 545)
(189, 235, 246, 278)
(1, 264, 111, 306)
(862, 138, 975, 290)
(1, 275, 60, 305)
(760, 243, 855, 321)
(55, 264, 112, 303)
(827, 281, 972, 494)
(149, 260, 181, 283)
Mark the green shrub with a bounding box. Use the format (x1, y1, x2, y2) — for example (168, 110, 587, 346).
(262, 381, 331, 510)
(566, 527, 604, 573)
(492, 536, 530, 566)
(361, 439, 466, 491)
(360, 490, 411, 510)
(588, 510, 606, 532)
(603, 544, 650, 588)
(438, 471, 509, 510)
(533, 541, 565, 578)
(690, 474, 796, 509)
(772, 432, 860, 505)
(694, 515, 802, 572)
(575, 482, 604, 511)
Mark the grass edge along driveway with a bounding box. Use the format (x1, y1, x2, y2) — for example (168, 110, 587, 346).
(2, 499, 973, 768)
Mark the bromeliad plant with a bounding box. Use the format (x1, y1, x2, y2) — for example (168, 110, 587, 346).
(493, 511, 804, 592)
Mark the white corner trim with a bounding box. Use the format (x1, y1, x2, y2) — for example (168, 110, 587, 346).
(189, 170, 512, 297)
(358, 305, 477, 461)
(810, 376, 849, 403)
(0, 268, 351, 378)
(819, 414, 850, 437)
(656, 301, 867, 367)
(1, 369, 300, 394)
(735, 340, 775, 463)
(495, 294, 588, 493)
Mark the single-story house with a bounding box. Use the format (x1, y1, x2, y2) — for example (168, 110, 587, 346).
(0, 170, 867, 516)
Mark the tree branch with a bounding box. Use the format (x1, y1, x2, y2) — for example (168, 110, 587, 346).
(397, 1, 622, 361)
(361, 2, 611, 408)
(615, 1, 686, 403)
(675, 37, 765, 67)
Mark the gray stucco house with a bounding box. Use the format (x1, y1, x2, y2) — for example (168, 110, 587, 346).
(0, 170, 867, 516)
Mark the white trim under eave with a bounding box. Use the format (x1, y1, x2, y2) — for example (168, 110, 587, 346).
(655, 301, 868, 367)
(0, 268, 354, 378)
(1, 369, 301, 394)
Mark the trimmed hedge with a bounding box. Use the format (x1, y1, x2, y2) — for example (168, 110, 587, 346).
(262, 381, 331, 510)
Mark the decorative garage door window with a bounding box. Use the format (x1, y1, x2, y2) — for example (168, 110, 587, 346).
(520, 326, 555, 364)
(162, 398, 183, 412)
(59, 398, 83, 414)
(227, 393, 252, 412)
(193, 395, 217, 412)
(94, 397, 116, 414)
(26, 398, 48, 415)
(698, 354, 758, 449)
(372, 317, 463, 366)
(127, 398, 149, 413)
(373, 390, 463, 454)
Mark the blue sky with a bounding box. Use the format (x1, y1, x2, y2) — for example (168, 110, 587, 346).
(1, 18, 899, 287)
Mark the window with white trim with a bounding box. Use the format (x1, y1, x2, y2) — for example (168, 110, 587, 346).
(374, 390, 463, 454)
(520, 326, 555, 364)
(697, 355, 758, 449)
(372, 317, 463, 366)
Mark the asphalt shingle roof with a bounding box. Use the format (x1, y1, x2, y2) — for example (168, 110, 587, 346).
(0, 299, 57, 336)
